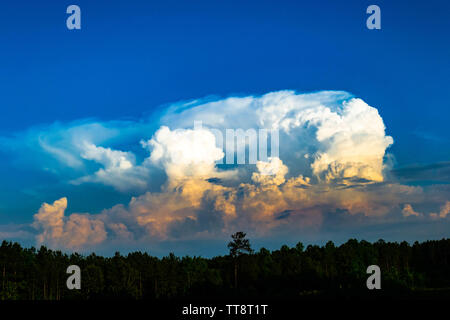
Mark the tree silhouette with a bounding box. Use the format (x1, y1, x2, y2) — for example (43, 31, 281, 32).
(1, 238, 450, 300)
(227, 232, 253, 289)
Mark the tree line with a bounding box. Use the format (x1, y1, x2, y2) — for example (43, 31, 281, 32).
(1, 233, 450, 300)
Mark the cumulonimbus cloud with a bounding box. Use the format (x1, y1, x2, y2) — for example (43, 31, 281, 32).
(9, 90, 444, 250)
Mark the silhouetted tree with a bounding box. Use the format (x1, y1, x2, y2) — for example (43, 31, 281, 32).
(227, 232, 253, 289)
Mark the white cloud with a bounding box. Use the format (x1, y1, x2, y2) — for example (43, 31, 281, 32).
(71, 142, 149, 191)
(33, 197, 107, 250)
(402, 204, 422, 217)
(6, 90, 449, 251)
(309, 98, 393, 182)
(402, 201, 450, 219)
(160, 90, 393, 183)
(252, 157, 288, 186)
(0, 91, 394, 191)
(430, 201, 450, 219)
(143, 125, 233, 184)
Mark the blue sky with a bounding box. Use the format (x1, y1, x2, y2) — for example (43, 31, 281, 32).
(0, 0, 449, 256)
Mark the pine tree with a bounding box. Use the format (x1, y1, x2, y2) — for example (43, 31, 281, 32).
(227, 232, 253, 289)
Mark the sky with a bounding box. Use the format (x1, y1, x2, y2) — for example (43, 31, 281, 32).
(0, 0, 449, 256)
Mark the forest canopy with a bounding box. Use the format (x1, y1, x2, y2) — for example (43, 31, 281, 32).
(1, 236, 450, 300)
